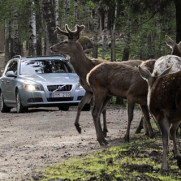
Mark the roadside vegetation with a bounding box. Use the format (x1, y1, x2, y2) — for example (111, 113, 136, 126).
(32, 125, 181, 181)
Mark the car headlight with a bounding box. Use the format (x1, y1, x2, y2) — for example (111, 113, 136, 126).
(78, 83, 83, 89)
(23, 84, 41, 91)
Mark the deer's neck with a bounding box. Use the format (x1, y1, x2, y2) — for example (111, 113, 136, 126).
(69, 51, 94, 78)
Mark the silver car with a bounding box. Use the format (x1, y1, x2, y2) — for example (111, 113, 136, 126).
(0, 55, 86, 113)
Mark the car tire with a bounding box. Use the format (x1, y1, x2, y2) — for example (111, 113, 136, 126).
(0, 92, 11, 113)
(16, 90, 27, 113)
(58, 105, 69, 111)
(82, 103, 91, 111)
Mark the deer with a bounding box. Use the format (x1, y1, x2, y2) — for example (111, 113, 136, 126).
(165, 35, 181, 57)
(86, 61, 156, 145)
(139, 65, 181, 172)
(165, 35, 181, 135)
(50, 24, 107, 136)
(152, 35, 181, 77)
(50, 24, 153, 144)
(86, 53, 181, 145)
(137, 36, 181, 134)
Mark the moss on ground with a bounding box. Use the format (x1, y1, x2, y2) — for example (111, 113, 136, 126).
(32, 131, 181, 181)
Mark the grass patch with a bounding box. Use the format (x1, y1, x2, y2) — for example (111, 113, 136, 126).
(32, 132, 181, 181)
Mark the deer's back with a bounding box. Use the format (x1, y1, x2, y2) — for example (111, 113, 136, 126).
(88, 62, 148, 100)
(150, 71, 181, 121)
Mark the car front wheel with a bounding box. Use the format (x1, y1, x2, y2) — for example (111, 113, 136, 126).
(82, 103, 91, 111)
(0, 92, 11, 113)
(16, 91, 27, 113)
(58, 105, 69, 111)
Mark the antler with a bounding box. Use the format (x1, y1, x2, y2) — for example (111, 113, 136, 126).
(55, 26, 69, 36)
(55, 24, 85, 40)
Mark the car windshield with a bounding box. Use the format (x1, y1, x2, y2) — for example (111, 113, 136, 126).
(20, 59, 75, 75)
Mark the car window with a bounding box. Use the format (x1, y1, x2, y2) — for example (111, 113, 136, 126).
(20, 59, 75, 75)
(5, 60, 18, 75)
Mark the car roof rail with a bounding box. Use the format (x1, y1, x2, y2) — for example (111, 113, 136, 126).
(25, 54, 66, 58)
(12, 55, 22, 59)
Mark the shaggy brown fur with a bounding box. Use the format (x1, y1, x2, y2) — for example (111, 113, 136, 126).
(139, 66, 181, 172)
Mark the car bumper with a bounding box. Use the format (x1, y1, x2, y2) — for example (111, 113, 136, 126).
(20, 89, 85, 107)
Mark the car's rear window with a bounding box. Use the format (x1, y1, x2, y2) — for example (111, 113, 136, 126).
(20, 59, 75, 75)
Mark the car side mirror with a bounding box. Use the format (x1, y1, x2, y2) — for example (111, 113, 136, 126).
(6, 71, 16, 77)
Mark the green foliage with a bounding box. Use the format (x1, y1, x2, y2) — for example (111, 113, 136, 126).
(0, 0, 178, 60)
(87, 0, 95, 10)
(79, 36, 93, 50)
(116, 0, 176, 60)
(34, 132, 181, 180)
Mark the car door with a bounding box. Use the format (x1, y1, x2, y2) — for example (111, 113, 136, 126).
(1, 60, 18, 104)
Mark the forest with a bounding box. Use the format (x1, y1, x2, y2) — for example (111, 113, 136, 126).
(0, 0, 180, 64)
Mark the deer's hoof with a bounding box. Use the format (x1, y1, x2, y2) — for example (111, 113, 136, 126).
(176, 156, 181, 169)
(124, 135, 129, 143)
(74, 123, 81, 134)
(103, 129, 108, 137)
(149, 132, 154, 138)
(98, 138, 108, 146)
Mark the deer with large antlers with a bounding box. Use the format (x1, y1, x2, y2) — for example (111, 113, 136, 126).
(50, 24, 153, 144)
(50, 24, 108, 136)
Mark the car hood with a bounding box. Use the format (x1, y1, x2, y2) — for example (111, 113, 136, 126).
(19, 73, 79, 85)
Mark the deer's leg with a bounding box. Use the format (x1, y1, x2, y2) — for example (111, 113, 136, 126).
(124, 101, 135, 142)
(140, 105, 154, 138)
(157, 114, 170, 172)
(176, 123, 181, 135)
(135, 116, 143, 134)
(170, 121, 181, 169)
(102, 109, 107, 137)
(74, 91, 93, 133)
(101, 96, 112, 137)
(92, 94, 108, 146)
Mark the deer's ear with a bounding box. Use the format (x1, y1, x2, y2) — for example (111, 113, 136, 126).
(139, 66, 151, 81)
(178, 42, 181, 48)
(165, 35, 175, 49)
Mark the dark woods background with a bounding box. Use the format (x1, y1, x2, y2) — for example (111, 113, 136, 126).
(0, 0, 180, 64)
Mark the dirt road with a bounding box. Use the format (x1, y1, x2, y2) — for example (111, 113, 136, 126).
(0, 106, 142, 180)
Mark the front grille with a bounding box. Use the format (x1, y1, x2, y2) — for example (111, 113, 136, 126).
(47, 97, 74, 102)
(47, 85, 72, 92)
(28, 98, 43, 103)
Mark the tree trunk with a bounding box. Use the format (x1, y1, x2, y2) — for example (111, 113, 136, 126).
(29, 0, 37, 56)
(74, 0, 78, 25)
(5, 18, 10, 64)
(35, 0, 43, 56)
(174, 0, 181, 43)
(10, 8, 21, 58)
(102, 7, 108, 59)
(42, 0, 57, 55)
(64, 0, 70, 24)
(111, 1, 118, 62)
(122, 47, 129, 61)
(92, 2, 100, 58)
(55, 0, 59, 27)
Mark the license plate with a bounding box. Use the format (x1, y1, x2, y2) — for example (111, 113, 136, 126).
(49, 92, 71, 98)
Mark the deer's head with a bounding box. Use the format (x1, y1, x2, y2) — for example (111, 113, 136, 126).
(50, 24, 85, 56)
(165, 35, 181, 57)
